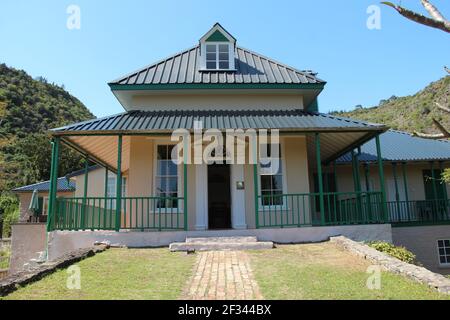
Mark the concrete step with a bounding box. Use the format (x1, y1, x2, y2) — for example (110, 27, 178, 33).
(169, 241, 273, 252)
(186, 236, 257, 243)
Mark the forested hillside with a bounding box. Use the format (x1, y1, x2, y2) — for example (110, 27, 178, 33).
(333, 76, 449, 135)
(0, 63, 94, 193)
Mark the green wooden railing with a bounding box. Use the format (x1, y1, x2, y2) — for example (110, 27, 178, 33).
(51, 194, 450, 231)
(388, 199, 450, 226)
(52, 196, 186, 231)
(256, 191, 384, 228)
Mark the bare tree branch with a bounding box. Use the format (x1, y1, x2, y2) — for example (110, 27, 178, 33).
(383, 2, 450, 140)
(421, 0, 448, 23)
(432, 118, 450, 137)
(415, 118, 450, 139)
(436, 102, 450, 113)
(381, 2, 450, 33)
(414, 131, 447, 139)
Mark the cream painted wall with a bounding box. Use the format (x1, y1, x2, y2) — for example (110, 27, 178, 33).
(335, 162, 450, 201)
(128, 137, 153, 196)
(335, 166, 355, 194)
(284, 136, 312, 225)
(73, 137, 195, 230)
(17, 191, 73, 222)
(131, 93, 304, 111)
(284, 137, 310, 195)
(244, 136, 311, 228)
(386, 163, 450, 201)
(75, 168, 109, 198)
(119, 137, 193, 229)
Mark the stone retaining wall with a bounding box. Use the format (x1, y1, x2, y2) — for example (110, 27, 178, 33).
(330, 236, 450, 294)
(47, 224, 392, 260)
(0, 244, 108, 297)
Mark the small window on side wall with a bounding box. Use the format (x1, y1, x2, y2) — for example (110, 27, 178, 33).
(437, 239, 450, 266)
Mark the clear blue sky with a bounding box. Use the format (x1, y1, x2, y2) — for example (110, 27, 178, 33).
(1, 0, 449, 117)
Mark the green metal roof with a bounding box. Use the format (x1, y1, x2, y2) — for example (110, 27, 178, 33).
(13, 177, 75, 193)
(52, 110, 386, 134)
(109, 46, 325, 87)
(338, 130, 450, 163)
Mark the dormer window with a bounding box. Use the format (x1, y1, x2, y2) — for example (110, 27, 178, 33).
(206, 44, 230, 70)
(200, 23, 236, 71)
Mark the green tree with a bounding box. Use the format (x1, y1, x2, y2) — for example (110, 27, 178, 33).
(0, 194, 19, 238)
(0, 63, 94, 192)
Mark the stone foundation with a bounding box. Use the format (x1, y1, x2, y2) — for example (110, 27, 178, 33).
(9, 223, 47, 274)
(47, 224, 392, 261)
(392, 225, 450, 274)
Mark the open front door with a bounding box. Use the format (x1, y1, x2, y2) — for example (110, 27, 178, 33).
(208, 164, 231, 229)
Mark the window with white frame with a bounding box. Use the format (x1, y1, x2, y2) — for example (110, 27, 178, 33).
(106, 175, 126, 209)
(155, 145, 178, 208)
(107, 176, 126, 197)
(42, 197, 49, 216)
(260, 144, 284, 206)
(437, 239, 450, 266)
(206, 43, 230, 70)
(107, 176, 115, 198)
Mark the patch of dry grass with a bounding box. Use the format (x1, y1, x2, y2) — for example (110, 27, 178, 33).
(249, 242, 450, 300)
(3, 248, 196, 300)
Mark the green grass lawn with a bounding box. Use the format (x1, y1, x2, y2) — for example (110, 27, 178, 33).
(249, 242, 450, 300)
(3, 243, 449, 300)
(2, 248, 196, 300)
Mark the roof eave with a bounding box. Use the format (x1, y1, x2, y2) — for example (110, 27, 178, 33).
(12, 188, 75, 193)
(338, 158, 450, 164)
(108, 82, 326, 91)
(51, 126, 386, 137)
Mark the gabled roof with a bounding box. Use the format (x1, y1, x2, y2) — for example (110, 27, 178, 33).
(13, 177, 75, 193)
(65, 164, 102, 178)
(200, 23, 236, 43)
(12, 165, 102, 193)
(108, 45, 325, 87)
(337, 130, 450, 163)
(51, 110, 385, 134)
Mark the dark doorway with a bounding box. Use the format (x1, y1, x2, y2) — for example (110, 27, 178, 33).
(208, 164, 231, 229)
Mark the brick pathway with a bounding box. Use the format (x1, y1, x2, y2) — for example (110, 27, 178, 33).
(182, 251, 263, 300)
